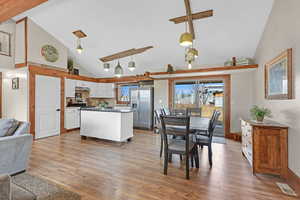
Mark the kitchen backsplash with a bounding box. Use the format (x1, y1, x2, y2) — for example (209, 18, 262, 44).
(87, 98, 116, 107)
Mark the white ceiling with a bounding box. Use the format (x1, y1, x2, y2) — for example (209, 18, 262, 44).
(15, 0, 274, 77)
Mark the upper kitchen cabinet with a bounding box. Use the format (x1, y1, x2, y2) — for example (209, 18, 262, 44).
(98, 83, 115, 98)
(89, 82, 98, 98)
(65, 78, 76, 97)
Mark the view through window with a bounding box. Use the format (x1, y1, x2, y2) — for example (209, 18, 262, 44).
(174, 80, 224, 137)
(118, 84, 138, 102)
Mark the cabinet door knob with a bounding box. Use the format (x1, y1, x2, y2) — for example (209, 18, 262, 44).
(56, 109, 61, 111)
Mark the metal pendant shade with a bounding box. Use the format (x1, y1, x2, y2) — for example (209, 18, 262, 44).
(179, 32, 193, 47)
(114, 61, 123, 77)
(103, 63, 110, 71)
(128, 61, 136, 71)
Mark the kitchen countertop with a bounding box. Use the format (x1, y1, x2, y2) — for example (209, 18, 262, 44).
(80, 107, 133, 113)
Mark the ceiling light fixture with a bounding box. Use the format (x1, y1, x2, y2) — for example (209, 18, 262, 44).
(76, 38, 83, 54)
(187, 47, 198, 58)
(128, 57, 136, 71)
(114, 61, 123, 78)
(188, 61, 192, 69)
(103, 63, 110, 72)
(179, 22, 193, 47)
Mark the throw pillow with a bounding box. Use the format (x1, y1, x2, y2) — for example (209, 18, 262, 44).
(0, 119, 15, 137)
(5, 120, 20, 136)
(14, 122, 30, 136)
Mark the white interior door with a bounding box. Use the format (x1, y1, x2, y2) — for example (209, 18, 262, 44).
(35, 75, 61, 139)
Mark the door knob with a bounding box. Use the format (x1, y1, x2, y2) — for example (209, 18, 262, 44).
(56, 109, 61, 111)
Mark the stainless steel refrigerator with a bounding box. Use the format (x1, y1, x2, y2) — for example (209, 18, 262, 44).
(130, 87, 154, 130)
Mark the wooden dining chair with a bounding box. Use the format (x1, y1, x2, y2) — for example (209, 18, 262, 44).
(161, 108, 170, 115)
(187, 107, 202, 117)
(195, 111, 221, 167)
(154, 109, 164, 157)
(160, 115, 199, 179)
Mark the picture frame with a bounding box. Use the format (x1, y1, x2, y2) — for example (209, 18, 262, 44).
(12, 78, 19, 90)
(265, 48, 292, 100)
(0, 31, 11, 57)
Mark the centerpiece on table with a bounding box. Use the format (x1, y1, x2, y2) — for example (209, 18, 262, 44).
(250, 105, 272, 123)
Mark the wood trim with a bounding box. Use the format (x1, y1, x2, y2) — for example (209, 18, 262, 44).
(228, 132, 242, 142)
(0, 0, 48, 23)
(265, 48, 293, 100)
(100, 46, 153, 63)
(60, 77, 66, 134)
(72, 30, 87, 38)
(169, 10, 213, 24)
(28, 65, 99, 82)
(168, 74, 231, 137)
(29, 72, 36, 137)
(15, 63, 27, 68)
(150, 64, 258, 76)
(100, 74, 153, 83)
(287, 168, 300, 195)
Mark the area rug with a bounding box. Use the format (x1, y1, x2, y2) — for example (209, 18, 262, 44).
(12, 173, 81, 200)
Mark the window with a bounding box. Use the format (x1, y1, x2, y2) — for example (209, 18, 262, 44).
(116, 84, 138, 104)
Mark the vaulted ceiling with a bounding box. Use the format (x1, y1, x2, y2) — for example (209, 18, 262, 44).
(15, 0, 274, 77)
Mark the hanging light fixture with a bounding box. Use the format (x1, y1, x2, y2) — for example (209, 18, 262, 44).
(114, 61, 123, 77)
(103, 63, 110, 72)
(179, 22, 193, 47)
(76, 38, 83, 54)
(188, 61, 192, 69)
(128, 57, 136, 71)
(187, 48, 198, 58)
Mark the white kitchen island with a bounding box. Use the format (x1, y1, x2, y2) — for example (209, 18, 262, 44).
(80, 108, 133, 142)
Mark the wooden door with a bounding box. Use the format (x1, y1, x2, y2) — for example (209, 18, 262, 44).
(35, 75, 61, 139)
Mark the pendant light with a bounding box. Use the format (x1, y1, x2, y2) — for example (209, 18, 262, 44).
(179, 22, 193, 47)
(114, 61, 123, 77)
(103, 63, 110, 71)
(187, 48, 198, 58)
(188, 61, 192, 69)
(128, 56, 136, 71)
(76, 38, 83, 54)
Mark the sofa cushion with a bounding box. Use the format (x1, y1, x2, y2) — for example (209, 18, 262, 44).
(5, 120, 20, 137)
(14, 123, 29, 136)
(0, 119, 16, 137)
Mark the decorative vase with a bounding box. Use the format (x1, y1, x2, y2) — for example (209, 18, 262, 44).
(256, 115, 264, 122)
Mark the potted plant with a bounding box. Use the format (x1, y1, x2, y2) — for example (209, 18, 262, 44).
(250, 105, 272, 122)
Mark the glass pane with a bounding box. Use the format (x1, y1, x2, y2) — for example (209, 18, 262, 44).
(174, 82, 196, 109)
(119, 85, 138, 102)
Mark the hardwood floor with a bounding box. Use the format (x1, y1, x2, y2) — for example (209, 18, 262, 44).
(27, 130, 296, 200)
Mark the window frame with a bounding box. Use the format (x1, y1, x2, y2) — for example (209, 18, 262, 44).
(115, 83, 138, 104)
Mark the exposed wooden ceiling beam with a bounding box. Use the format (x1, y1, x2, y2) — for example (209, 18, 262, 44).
(184, 0, 195, 39)
(169, 10, 213, 24)
(100, 46, 153, 63)
(73, 30, 87, 38)
(0, 0, 48, 23)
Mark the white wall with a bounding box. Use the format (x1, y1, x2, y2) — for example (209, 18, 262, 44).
(231, 71, 255, 132)
(0, 20, 16, 70)
(2, 68, 29, 121)
(254, 0, 300, 176)
(154, 80, 169, 111)
(27, 18, 68, 69)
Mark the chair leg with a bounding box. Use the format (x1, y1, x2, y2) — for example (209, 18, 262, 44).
(195, 146, 199, 168)
(186, 154, 190, 179)
(191, 153, 194, 168)
(168, 153, 172, 163)
(160, 135, 163, 158)
(180, 155, 183, 161)
(164, 151, 168, 175)
(200, 145, 203, 150)
(208, 145, 212, 167)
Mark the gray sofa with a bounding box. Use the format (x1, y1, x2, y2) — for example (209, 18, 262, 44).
(0, 120, 32, 175)
(0, 174, 36, 200)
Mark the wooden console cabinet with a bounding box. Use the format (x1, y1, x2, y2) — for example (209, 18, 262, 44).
(241, 119, 288, 178)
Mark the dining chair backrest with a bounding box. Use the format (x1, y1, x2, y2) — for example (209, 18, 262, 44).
(160, 115, 191, 151)
(208, 111, 221, 139)
(173, 109, 186, 116)
(161, 108, 170, 115)
(154, 109, 162, 124)
(187, 107, 202, 117)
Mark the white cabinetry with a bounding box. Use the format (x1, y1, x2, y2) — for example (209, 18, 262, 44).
(65, 79, 76, 97)
(98, 83, 115, 98)
(65, 107, 80, 129)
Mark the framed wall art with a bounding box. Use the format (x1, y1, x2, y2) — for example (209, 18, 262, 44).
(0, 31, 11, 57)
(12, 78, 19, 90)
(265, 48, 292, 100)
